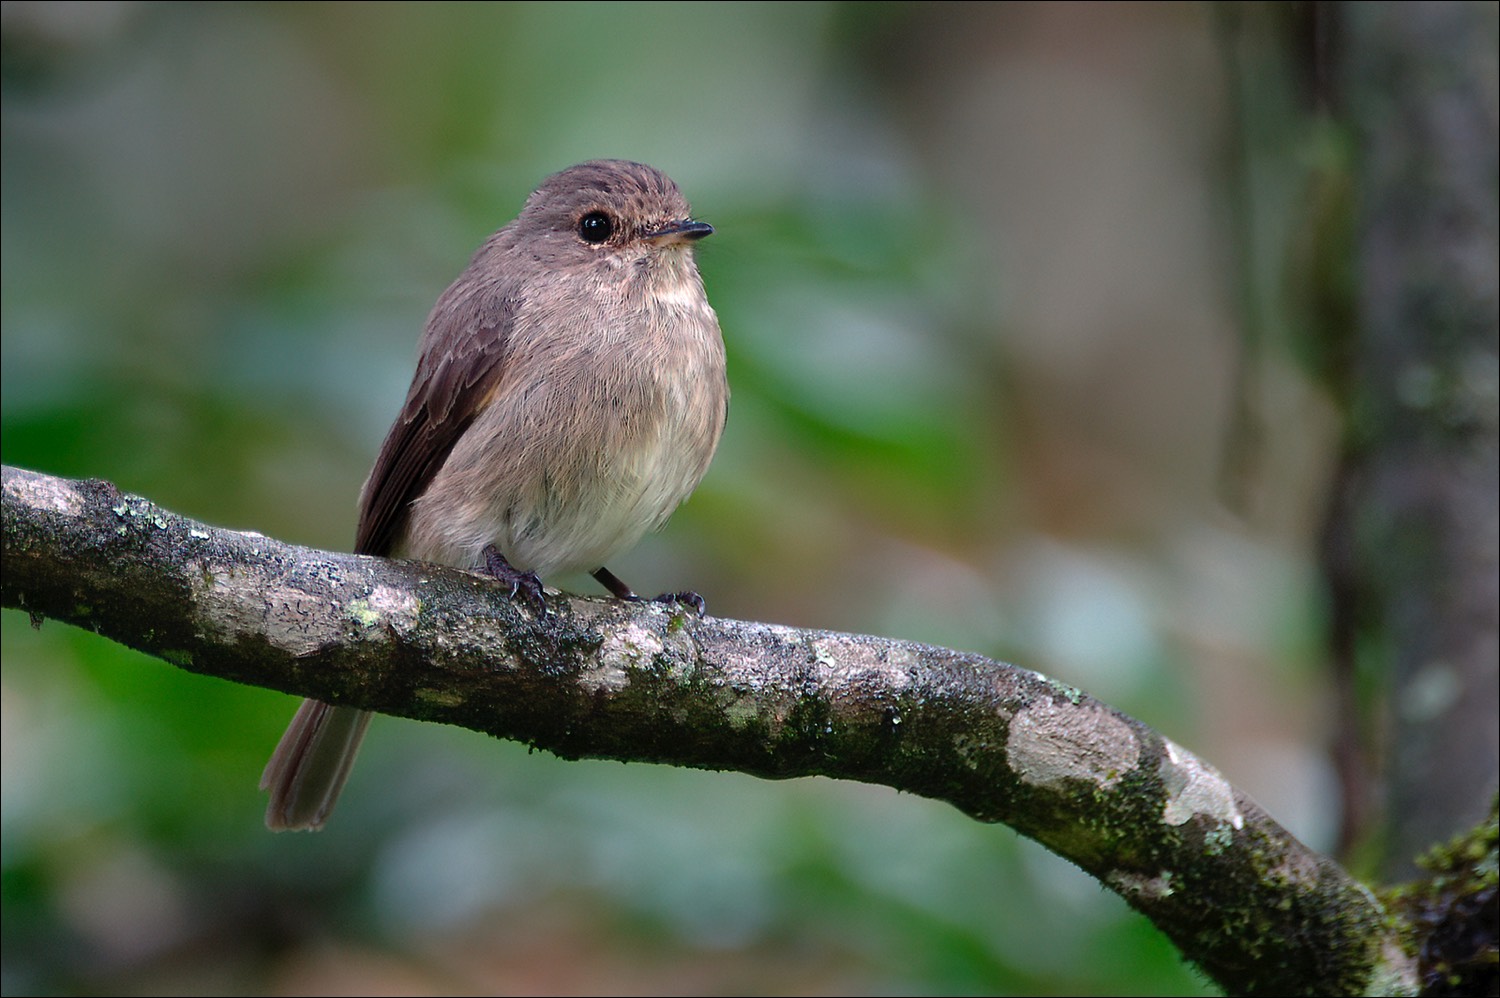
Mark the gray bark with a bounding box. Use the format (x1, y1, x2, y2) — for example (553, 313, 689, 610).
(2, 464, 1414, 996)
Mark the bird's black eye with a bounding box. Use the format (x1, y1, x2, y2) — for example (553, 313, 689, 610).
(577, 211, 614, 244)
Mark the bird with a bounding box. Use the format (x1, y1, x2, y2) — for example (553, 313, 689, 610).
(261, 160, 727, 830)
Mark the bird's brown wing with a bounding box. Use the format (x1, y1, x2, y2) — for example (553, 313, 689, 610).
(354, 301, 516, 557)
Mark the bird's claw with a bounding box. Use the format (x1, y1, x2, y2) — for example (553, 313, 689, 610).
(649, 590, 706, 616)
(482, 545, 547, 614)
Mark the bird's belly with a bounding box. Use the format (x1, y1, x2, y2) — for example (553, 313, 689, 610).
(401, 378, 718, 579)
(503, 422, 705, 576)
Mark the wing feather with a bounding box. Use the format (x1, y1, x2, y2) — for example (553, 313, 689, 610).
(354, 302, 515, 557)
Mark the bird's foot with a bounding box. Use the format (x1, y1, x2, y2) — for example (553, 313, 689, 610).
(649, 591, 706, 616)
(592, 567, 705, 616)
(482, 545, 546, 614)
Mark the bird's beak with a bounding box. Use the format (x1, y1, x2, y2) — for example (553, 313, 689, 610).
(642, 219, 714, 244)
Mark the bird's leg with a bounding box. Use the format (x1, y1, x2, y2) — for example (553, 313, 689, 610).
(483, 545, 547, 613)
(593, 567, 706, 617)
(591, 567, 639, 600)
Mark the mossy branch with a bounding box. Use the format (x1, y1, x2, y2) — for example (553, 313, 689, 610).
(2, 463, 1412, 995)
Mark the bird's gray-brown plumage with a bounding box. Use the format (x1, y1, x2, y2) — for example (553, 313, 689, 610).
(262, 160, 726, 830)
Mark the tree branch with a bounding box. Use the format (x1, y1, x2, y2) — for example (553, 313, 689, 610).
(2, 464, 1412, 996)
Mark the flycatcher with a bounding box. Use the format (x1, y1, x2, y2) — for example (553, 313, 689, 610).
(261, 160, 727, 830)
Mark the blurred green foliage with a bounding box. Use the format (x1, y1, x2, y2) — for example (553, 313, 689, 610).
(3, 3, 1344, 994)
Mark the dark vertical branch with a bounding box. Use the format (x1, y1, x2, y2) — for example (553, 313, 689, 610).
(1332, 0, 1500, 876)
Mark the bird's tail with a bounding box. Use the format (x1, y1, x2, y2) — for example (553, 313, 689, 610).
(261, 700, 372, 831)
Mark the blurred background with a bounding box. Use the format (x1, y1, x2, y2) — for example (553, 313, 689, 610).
(0, 3, 1374, 994)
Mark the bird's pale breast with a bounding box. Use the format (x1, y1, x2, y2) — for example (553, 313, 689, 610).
(400, 261, 725, 578)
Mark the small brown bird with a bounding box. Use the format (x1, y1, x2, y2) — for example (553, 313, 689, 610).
(261, 160, 727, 830)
